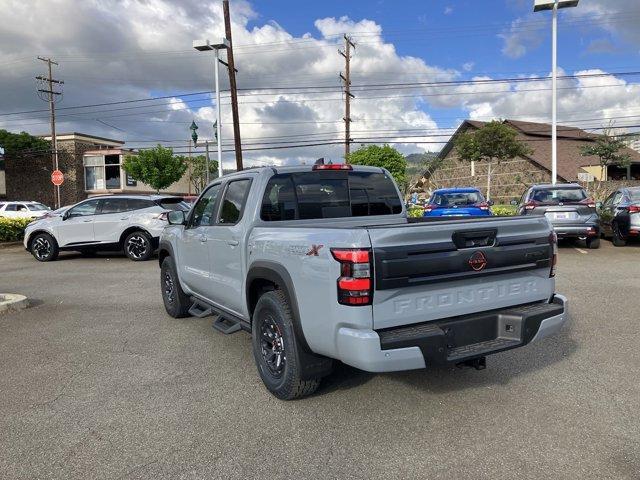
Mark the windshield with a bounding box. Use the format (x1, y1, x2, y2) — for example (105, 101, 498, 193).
(28, 203, 49, 211)
(531, 188, 587, 204)
(432, 191, 483, 207)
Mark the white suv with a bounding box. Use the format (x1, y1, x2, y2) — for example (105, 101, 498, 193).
(0, 201, 51, 219)
(23, 195, 188, 262)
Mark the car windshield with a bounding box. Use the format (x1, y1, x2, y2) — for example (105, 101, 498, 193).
(28, 203, 49, 211)
(531, 188, 586, 204)
(432, 191, 483, 206)
(628, 189, 640, 202)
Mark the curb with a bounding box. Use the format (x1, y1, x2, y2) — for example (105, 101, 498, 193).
(0, 242, 23, 249)
(0, 294, 29, 314)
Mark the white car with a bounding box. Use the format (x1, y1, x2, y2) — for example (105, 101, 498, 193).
(23, 194, 188, 262)
(0, 201, 51, 219)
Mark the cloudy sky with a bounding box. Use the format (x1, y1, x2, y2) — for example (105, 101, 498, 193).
(1, 0, 640, 168)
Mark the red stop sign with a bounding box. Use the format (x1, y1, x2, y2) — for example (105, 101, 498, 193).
(51, 169, 64, 186)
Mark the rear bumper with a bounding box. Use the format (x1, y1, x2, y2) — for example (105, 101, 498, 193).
(551, 223, 599, 238)
(335, 294, 567, 373)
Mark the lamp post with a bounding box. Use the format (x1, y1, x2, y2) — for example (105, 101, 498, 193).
(193, 38, 229, 180)
(533, 0, 580, 185)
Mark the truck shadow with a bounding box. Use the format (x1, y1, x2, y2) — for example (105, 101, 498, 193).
(316, 330, 578, 397)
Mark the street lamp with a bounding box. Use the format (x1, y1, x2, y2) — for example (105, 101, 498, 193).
(533, 0, 580, 185)
(193, 38, 230, 181)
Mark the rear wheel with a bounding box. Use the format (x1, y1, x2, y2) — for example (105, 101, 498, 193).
(586, 237, 600, 249)
(124, 231, 153, 261)
(252, 290, 321, 400)
(160, 256, 191, 318)
(612, 222, 627, 247)
(30, 233, 59, 262)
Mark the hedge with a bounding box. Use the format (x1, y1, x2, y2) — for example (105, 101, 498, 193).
(491, 204, 518, 216)
(0, 218, 33, 242)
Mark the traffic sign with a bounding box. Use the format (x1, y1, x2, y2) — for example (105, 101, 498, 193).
(51, 170, 64, 186)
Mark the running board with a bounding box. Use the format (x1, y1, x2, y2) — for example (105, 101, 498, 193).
(188, 301, 213, 318)
(212, 316, 242, 335)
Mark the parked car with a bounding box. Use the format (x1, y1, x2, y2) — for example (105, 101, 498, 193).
(423, 187, 492, 217)
(0, 201, 51, 219)
(598, 186, 640, 246)
(23, 194, 188, 262)
(159, 163, 566, 400)
(516, 183, 600, 248)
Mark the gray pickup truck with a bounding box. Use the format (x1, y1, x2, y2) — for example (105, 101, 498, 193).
(159, 163, 567, 399)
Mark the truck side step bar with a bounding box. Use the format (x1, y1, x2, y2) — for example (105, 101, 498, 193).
(212, 316, 242, 335)
(188, 301, 213, 318)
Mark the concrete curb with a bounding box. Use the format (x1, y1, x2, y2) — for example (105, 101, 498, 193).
(0, 242, 23, 249)
(0, 294, 29, 314)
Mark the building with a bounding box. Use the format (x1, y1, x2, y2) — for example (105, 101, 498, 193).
(414, 119, 640, 201)
(4, 132, 190, 207)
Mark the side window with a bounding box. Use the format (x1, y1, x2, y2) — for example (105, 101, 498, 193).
(5, 204, 18, 211)
(261, 176, 297, 221)
(189, 184, 221, 228)
(16, 204, 28, 212)
(612, 192, 624, 206)
(99, 198, 129, 214)
(603, 192, 615, 207)
(127, 199, 154, 211)
(68, 199, 99, 217)
(218, 179, 251, 225)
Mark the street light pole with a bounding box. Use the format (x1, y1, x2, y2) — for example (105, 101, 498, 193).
(214, 48, 223, 180)
(533, 0, 579, 185)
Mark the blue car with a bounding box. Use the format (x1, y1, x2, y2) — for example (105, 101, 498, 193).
(423, 187, 492, 217)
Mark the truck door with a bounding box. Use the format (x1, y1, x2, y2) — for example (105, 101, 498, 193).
(207, 178, 252, 317)
(179, 183, 222, 296)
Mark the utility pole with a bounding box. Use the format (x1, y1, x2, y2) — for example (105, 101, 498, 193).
(223, 0, 243, 171)
(339, 35, 356, 161)
(36, 57, 63, 208)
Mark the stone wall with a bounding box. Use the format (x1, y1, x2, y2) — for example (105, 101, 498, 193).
(420, 151, 551, 202)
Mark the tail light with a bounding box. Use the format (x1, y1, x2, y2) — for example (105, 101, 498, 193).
(629, 205, 640, 214)
(549, 232, 558, 278)
(331, 248, 372, 306)
(423, 204, 435, 213)
(580, 197, 596, 209)
(476, 202, 490, 211)
(524, 201, 538, 210)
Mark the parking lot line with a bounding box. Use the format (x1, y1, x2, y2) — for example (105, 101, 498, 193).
(574, 247, 588, 254)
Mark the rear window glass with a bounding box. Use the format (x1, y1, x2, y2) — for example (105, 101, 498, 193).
(28, 203, 49, 211)
(432, 191, 483, 206)
(157, 198, 188, 211)
(628, 189, 640, 202)
(261, 171, 402, 221)
(531, 188, 587, 204)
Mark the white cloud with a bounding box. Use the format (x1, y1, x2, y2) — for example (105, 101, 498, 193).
(499, 17, 544, 59)
(444, 6, 453, 15)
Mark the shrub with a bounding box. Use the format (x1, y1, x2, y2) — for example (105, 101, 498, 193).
(0, 218, 33, 242)
(491, 204, 517, 216)
(407, 205, 424, 218)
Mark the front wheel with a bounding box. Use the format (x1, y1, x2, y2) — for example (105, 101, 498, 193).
(124, 231, 153, 261)
(252, 290, 321, 400)
(160, 256, 191, 318)
(30, 232, 59, 262)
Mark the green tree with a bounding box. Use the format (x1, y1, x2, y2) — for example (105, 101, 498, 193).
(454, 120, 532, 200)
(0, 129, 51, 155)
(580, 127, 631, 181)
(178, 154, 219, 194)
(122, 145, 187, 193)
(347, 144, 407, 190)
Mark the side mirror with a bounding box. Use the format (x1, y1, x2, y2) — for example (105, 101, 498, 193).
(62, 210, 70, 220)
(596, 201, 603, 209)
(509, 200, 518, 206)
(167, 210, 186, 225)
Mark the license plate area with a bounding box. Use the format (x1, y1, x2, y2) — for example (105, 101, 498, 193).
(546, 211, 578, 221)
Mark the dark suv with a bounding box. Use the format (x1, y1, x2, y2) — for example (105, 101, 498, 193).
(516, 183, 600, 248)
(598, 186, 640, 246)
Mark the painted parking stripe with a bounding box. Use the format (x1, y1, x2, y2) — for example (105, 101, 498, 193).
(574, 248, 588, 254)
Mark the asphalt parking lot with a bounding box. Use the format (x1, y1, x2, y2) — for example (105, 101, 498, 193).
(1, 241, 639, 480)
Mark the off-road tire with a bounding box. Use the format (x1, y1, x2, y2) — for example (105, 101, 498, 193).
(586, 237, 600, 249)
(252, 290, 321, 400)
(124, 230, 153, 261)
(29, 232, 59, 262)
(612, 222, 627, 247)
(161, 256, 191, 318)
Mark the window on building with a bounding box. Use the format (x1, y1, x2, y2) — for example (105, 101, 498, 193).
(84, 154, 122, 190)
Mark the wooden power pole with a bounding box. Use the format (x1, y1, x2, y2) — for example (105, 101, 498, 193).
(339, 35, 356, 161)
(36, 57, 63, 208)
(222, 0, 243, 171)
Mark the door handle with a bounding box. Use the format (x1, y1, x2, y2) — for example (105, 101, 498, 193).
(120, 216, 130, 220)
(82, 219, 92, 223)
(199, 235, 208, 243)
(226, 239, 239, 246)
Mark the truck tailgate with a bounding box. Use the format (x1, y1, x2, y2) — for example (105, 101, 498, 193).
(368, 216, 554, 329)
